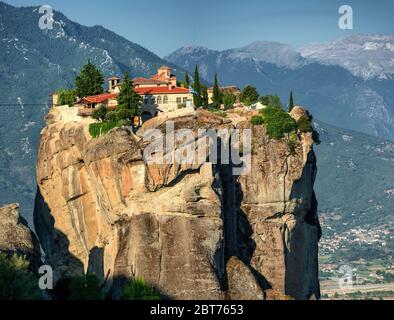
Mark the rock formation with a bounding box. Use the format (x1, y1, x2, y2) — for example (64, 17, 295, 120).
(0, 203, 41, 270)
(34, 106, 320, 300)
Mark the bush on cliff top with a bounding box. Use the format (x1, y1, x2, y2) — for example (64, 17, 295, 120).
(250, 115, 264, 125)
(260, 106, 296, 140)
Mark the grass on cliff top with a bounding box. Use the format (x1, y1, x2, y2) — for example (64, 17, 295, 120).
(88, 121, 120, 138)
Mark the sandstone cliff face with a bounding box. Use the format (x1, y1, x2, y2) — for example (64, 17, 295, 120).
(34, 106, 320, 300)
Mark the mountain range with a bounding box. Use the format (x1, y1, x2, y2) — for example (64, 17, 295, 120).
(166, 35, 394, 141)
(0, 0, 393, 266)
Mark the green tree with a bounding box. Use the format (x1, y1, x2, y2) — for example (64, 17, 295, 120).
(122, 277, 161, 300)
(201, 84, 209, 109)
(105, 110, 117, 122)
(212, 73, 222, 109)
(75, 60, 104, 98)
(184, 72, 190, 88)
(240, 85, 259, 106)
(260, 106, 296, 139)
(260, 94, 283, 108)
(289, 91, 294, 112)
(193, 65, 202, 107)
(92, 105, 108, 122)
(57, 89, 77, 106)
(251, 115, 264, 125)
(116, 71, 142, 123)
(0, 253, 41, 300)
(222, 91, 236, 109)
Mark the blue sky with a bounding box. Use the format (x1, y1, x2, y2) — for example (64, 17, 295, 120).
(6, 0, 394, 57)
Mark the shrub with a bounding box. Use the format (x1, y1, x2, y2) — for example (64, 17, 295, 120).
(104, 110, 117, 122)
(250, 115, 264, 125)
(92, 105, 108, 122)
(122, 277, 161, 300)
(240, 85, 259, 106)
(222, 91, 236, 109)
(260, 106, 296, 139)
(57, 89, 77, 106)
(116, 108, 133, 123)
(54, 273, 102, 300)
(260, 95, 283, 108)
(89, 121, 118, 138)
(296, 115, 313, 133)
(215, 111, 227, 118)
(0, 253, 41, 300)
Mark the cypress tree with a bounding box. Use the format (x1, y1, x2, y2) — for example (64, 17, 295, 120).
(212, 73, 222, 109)
(289, 91, 294, 112)
(116, 71, 142, 121)
(201, 84, 209, 109)
(193, 65, 202, 108)
(75, 60, 104, 98)
(184, 72, 190, 88)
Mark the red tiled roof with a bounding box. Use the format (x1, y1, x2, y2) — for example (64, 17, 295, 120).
(81, 86, 189, 104)
(135, 87, 190, 95)
(107, 76, 120, 80)
(82, 93, 117, 104)
(133, 77, 167, 85)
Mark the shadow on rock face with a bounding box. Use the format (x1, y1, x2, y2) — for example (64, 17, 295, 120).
(33, 187, 85, 280)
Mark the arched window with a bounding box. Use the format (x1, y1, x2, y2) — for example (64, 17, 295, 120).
(157, 96, 162, 104)
(150, 96, 156, 105)
(163, 96, 168, 104)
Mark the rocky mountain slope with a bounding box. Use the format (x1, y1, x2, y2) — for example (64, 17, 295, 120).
(0, 1, 184, 222)
(299, 34, 394, 80)
(33, 106, 320, 300)
(166, 37, 394, 141)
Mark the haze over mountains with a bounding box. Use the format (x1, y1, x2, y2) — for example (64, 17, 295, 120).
(0, 0, 393, 260)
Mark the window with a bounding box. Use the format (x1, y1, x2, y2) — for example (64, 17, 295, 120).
(176, 97, 182, 104)
(183, 97, 188, 104)
(163, 96, 168, 104)
(150, 97, 156, 105)
(144, 97, 149, 105)
(157, 96, 162, 104)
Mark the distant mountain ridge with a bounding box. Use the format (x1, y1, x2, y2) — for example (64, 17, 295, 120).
(166, 36, 394, 141)
(299, 34, 394, 80)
